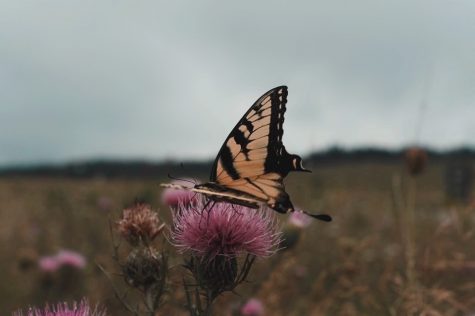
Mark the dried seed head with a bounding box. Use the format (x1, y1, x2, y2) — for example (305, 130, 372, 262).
(405, 147, 428, 176)
(117, 203, 165, 246)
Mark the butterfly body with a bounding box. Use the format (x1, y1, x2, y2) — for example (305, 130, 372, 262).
(162, 86, 331, 222)
(193, 182, 262, 209)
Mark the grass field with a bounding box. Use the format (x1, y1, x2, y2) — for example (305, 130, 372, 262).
(1, 159, 474, 315)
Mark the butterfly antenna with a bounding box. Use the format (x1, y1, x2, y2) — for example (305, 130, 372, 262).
(301, 210, 332, 222)
(167, 174, 197, 185)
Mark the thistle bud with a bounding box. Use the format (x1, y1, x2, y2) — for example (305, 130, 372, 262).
(123, 247, 167, 291)
(188, 255, 239, 297)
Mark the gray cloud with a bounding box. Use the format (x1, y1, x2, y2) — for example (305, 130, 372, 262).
(0, 0, 474, 165)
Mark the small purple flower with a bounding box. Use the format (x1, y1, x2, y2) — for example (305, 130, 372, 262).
(56, 250, 86, 269)
(38, 249, 86, 272)
(12, 298, 106, 316)
(171, 198, 281, 259)
(240, 298, 264, 316)
(279, 210, 313, 251)
(288, 210, 313, 228)
(38, 256, 61, 272)
(161, 180, 197, 207)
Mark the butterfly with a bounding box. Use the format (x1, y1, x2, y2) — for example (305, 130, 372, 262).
(161, 86, 331, 222)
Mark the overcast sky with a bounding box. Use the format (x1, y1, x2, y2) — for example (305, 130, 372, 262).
(0, 0, 474, 166)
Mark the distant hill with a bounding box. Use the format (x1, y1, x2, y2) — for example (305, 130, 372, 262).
(1, 147, 474, 179)
(308, 147, 475, 164)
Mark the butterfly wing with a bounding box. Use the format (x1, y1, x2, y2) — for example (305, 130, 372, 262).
(208, 86, 304, 213)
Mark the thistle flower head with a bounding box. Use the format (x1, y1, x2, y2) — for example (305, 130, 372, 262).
(117, 203, 165, 246)
(12, 298, 106, 316)
(171, 199, 281, 260)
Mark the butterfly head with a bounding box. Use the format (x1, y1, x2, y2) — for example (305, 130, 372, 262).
(291, 155, 311, 173)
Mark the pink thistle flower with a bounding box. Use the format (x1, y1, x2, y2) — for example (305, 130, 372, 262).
(171, 198, 281, 259)
(288, 210, 313, 228)
(240, 298, 264, 316)
(161, 179, 197, 207)
(56, 250, 86, 269)
(38, 256, 61, 273)
(38, 249, 86, 272)
(12, 298, 106, 316)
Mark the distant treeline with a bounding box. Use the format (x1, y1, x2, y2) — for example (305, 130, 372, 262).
(1, 147, 474, 179)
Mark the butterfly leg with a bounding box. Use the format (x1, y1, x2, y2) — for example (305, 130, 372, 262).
(197, 198, 217, 228)
(231, 203, 244, 216)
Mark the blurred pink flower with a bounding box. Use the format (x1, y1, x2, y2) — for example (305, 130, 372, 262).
(240, 298, 264, 316)
(38, 249, 86, 272)
(56, 250, 86, 269)
(279, 210, 313, 250)
(161, 179, 197, 207)
(12, 298, 106, 316)
(171, 198, 281, 259)
(288, 210, 313, 228)
(38, 256, 61, 272)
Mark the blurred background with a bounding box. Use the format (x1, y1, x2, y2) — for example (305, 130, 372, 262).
(1, 1, 474, 315)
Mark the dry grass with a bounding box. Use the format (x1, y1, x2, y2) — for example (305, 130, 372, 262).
(1, 160, 474, 315)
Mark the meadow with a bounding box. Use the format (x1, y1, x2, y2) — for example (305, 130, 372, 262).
(1, 157, 474, 315)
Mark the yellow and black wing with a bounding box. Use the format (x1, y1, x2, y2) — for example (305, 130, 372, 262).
(208, 86, 308, 214)
(162, 86, 331, 221)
